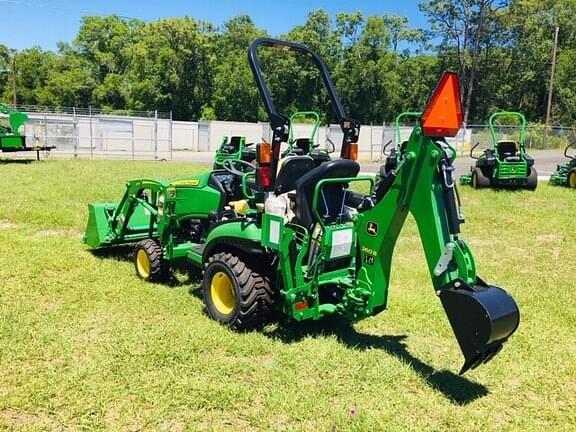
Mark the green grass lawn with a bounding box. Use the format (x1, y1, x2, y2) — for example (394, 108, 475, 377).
(0, 159, 574, 431)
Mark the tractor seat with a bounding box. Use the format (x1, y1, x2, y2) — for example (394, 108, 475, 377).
(294, 159, 360, 229)
(274, 156, 316, 195)
(497, 141, 518, 160)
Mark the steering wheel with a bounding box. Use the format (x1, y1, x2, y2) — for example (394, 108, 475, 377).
(221, 159, 256, 177)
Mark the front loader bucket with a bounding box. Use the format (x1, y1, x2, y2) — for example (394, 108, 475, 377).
(439, 279, 519, 374)
(82, 203, 117, 249)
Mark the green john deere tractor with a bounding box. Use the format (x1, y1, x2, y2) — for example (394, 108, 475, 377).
(83, 38, 519, 375)
(213, 135, 257, 169)
(460, 111, 537, 189)
(0, 103, 55, 159)
(550, 144, 576, 188)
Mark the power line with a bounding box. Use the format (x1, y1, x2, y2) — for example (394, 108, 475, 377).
(0, 0, 137, 20)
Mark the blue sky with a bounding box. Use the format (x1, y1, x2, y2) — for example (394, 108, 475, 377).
(0, 0, 428, 51)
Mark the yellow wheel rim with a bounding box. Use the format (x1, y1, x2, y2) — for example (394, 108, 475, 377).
(136, 249, 151, 279)
(569, 172, 576, 188)
(211, 271, 236, 315)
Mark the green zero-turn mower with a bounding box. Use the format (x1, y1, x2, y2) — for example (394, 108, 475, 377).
(550, 144, 576, 188)
(281, 111, 334, 164)
(380, 111, 422, 178)
(83, 38, 519, 375)
(213, 136, 257, 169)
(460, 111, 537, 189)
(0, 103, 55, 159)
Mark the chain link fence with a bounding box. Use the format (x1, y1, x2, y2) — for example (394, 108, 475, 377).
(3, 105, 574, 161)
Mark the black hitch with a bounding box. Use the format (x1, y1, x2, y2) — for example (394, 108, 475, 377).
(439, 278, 520, 374)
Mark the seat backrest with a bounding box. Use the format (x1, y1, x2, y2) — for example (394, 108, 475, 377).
(227, 136, 243, 152)
(294, 138, 312, 154)
(295, 159, 360, 229)
(497, 141, 518, 159)
(275, 156, 315, 195)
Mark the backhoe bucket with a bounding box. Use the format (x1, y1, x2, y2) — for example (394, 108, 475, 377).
(439, 280, 519, 374)
(82, 203, 117, 249)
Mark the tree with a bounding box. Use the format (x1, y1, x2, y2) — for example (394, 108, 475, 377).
(382, 15, 426, 53)
(2, 48, 57, 106)
(127, 17, 217, 120)
(208, 16, 266, 121)
(420, 0, 507, 124)
(0, 44, 10, 102)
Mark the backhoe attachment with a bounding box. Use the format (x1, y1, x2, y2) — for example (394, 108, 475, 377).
(358, 72, 519, 373)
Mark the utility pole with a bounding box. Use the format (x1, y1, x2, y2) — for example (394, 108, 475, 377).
(11, 55, 17, 106)
(543, 26, 559, 148)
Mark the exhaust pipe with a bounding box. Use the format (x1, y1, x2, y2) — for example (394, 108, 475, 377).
(439, 278, 520, 374)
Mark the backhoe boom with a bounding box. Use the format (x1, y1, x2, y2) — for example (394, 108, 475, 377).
(356, 125, 519, 373)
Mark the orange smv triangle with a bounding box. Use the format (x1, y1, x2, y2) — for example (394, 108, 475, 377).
(421, 72, 463, 137)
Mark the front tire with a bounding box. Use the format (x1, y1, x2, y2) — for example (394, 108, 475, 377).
(203, 252, 274, 330)
(472, 167, 490, 189)
(134, 239, 170, 282)
(568, 168, 576, 189)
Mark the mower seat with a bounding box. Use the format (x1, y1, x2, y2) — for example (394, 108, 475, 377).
(222, 136, 242, 154)
(275, 156, 315, 195)
(295, 138, 312, 154)
(294, 159, 360, 229)
(497, 141, 518, 160)
(309, 148, 331, 166)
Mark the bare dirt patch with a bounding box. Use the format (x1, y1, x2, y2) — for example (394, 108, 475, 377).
(35, 228, 82, 238)
(160, 419, 186, 432)
(536, 233, 562, 242)
(0, 408, 53, 428)
(38, 295, 60, 312)
(0, 220, 16, 229)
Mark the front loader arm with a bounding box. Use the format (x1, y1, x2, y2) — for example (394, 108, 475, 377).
(355, 126, 519, 374)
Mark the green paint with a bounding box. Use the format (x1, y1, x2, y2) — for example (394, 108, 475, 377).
(0, 103, 28, 151)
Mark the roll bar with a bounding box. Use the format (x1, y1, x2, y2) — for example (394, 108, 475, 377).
(469, 142, 481, 160)
(564, 143, 575, 160)
(248, 37, 361, 170)
(394, 112, 422, 147)
(488, 111, 527, 154)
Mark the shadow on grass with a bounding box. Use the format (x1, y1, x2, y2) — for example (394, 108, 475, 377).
(263, 316, 488, 406)
(90, 248, 486, 404)
(91, 246, 202, 288)
(0, 158, 35, 165)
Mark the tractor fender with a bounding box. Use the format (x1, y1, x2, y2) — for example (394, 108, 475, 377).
(202, 219, 266, 263)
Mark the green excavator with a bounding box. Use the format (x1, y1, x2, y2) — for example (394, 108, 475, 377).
(83, 38, 519, 375)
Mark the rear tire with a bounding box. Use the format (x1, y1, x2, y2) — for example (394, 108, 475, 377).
(134, 239, 170, 282)
(472, 168, 490, 189)
(526, 167, 538, 190)
(568, 168, 576, 189)
(203, 252, 274, 330)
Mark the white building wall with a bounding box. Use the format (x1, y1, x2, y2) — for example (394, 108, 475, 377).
(19, 110, 474, 160)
